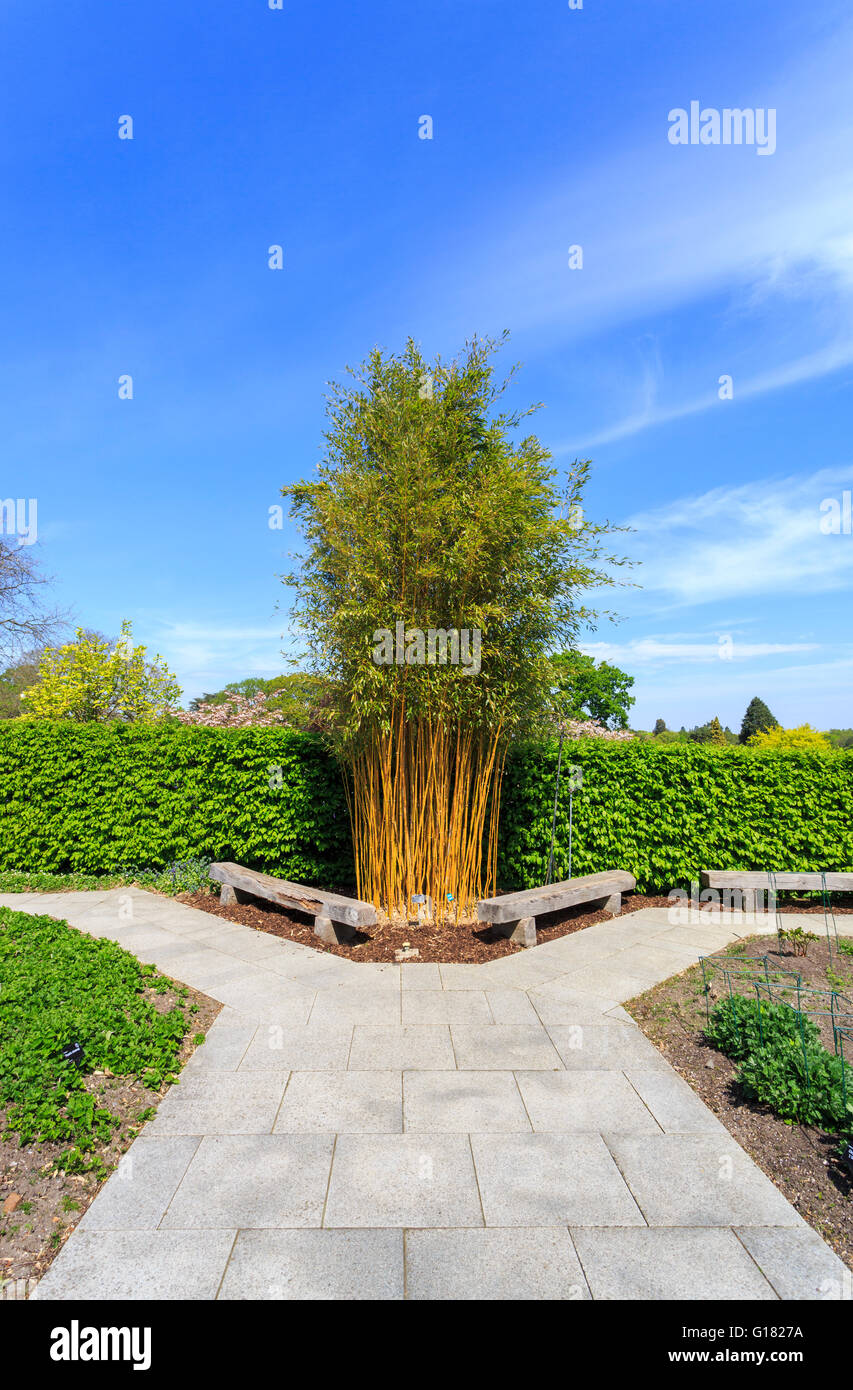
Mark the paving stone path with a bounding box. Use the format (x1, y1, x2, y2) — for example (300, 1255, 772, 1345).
(6, 889, 850, 1301)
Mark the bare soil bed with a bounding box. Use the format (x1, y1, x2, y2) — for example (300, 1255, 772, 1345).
(0, 977, 219, 1296)
(627, 933, 853, 1273)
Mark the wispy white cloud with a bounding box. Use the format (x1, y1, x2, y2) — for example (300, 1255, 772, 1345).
(622, 467, 853, 606)
(581, 637, 820, 667)
(424, 15, 853, 450)
(559, 337, 853, 451)
(134, 618, 300, 702)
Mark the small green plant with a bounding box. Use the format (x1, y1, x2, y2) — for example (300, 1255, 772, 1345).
(60, 1195, 80, 1213)
(777, 925, 820, 956)
(837, 938, 853, 958)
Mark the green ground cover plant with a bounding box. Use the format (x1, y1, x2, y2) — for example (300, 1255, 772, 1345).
(0, 907, 192, 1168)
(0, 859, 213, 897)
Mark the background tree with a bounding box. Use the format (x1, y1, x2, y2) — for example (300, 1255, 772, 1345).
(749, 723, 835, 752)
(0, 648, 45, 718)
(0, 539, 65, 664)
(652, 717, 667, 736)
(547, 651, 634, 729)
(284, 335, 632, 915)
(21, 620, 181, 722)
(739, 695, 777, 744)
(708, 715, 726, 745)
(188, 672, 329, 729)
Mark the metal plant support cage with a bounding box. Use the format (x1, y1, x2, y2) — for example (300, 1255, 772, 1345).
(768, 870, 841, 958)
(700, 949, 853, 1100)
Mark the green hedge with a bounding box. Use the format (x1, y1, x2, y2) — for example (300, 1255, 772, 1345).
(498, 741, 853, 893)
(0, 723, 352, 885)
(1, 726, 851, 894)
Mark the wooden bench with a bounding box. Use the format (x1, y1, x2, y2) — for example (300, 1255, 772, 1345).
(476, 870, 636, 948)
(209, 862, 378, 944)
(700, 870, 853, 914)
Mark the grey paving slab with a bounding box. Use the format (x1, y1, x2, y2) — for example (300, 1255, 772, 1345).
(481, 953, 568, 989)
(324, 1134, 483, 1227)
(348, 1024, 456, 1070)
(406, 1228, 590, 1300)
(650, 926, 742, 953)
(437, 963, 486, 990)
(625, 1069, 730, 1135)
(529, 983, 624, 1027)
(608, 1135, 808, 1228)
(566, 961, 671, 1002)
(218, 1229, 404, 1300)
(91, 924, 179, 952)
(547, 1022, 670, 1071)
(471, 1134, 645, 1227)
(515, 1070, 662, 1134)
(735, 1226, 853, 1300)
(308, 989, 402, 1026)
(572, 1227, 778, 1301)
(401, 990, 492, 1026)
(32, 1230, 236, 1301)
(181, 1017, 257, 1074)
(161, 1134, 334, 1228)
(148, 1073, 289, 1134)
(403, 1071, 531, 1133)
(274, 1071, 402, 1133)
(78, 1136, 201, 1230)
(617, 944, 704, 978)
(238, 1024, 353, 1071)
(485, 989, 541, 1024)
(155, 955, 261, 994)
(263, 953, 355, 989)
(213, 935, 290, 965)
(451, 1024, 563, 1071)
(400, 963, 443, 990)
(212, 978, 316, 1023)
(0, 890, 114, 911)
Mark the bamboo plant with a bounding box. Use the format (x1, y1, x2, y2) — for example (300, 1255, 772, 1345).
(283, 335, 630, 918)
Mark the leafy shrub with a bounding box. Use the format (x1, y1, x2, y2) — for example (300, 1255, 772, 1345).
(1, 725, 852, 894)
(0, 722, 352, 886)
(0, 908, 190, 1161)
(706, 996, 853, 1133)
(705, 996, 820, 1063)
(498, 740, 853, 892)
(738, 1038, 851, 1129)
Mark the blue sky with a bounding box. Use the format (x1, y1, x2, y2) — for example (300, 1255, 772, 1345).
(3, 0, 852, 730)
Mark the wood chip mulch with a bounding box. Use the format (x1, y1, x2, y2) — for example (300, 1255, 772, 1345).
(178, 890, 677, 963)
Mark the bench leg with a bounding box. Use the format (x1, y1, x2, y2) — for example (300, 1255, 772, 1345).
(313, 914, 356, 945)
(220, 884, 238, 906)
(602, 891, 621, 915)
(507, 916, 537, 948)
